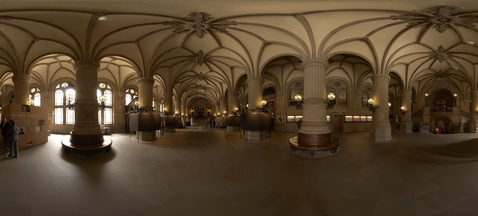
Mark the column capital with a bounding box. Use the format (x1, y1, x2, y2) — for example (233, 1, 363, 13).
(246, 76, 263, 83)
(12, 73, 31, 82)
(137, 77, 154, 85)
(372, 74, 391, 81)
(74, 60, 99, 71)
(301, 58, 327, 68)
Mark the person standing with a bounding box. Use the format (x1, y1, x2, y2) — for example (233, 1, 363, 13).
(0, 117, 10, 158)
(7, 119, 19, 158)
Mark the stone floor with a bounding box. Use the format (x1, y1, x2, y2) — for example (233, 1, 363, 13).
(2, 128, 478, 216)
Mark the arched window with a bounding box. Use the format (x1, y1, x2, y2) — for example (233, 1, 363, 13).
(98, 82, 113, 125)
(289, 81, 303, 105)
(326, 80, 348, 105)
(125, 88, 137, 105)
(362, 86, 372, 107)
(54, 82, 75, 125)
(30, 87, 41, 106)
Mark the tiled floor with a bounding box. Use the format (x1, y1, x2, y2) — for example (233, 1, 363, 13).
(2, 128, 478, 216)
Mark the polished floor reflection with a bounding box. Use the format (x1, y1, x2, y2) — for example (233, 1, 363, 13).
(1, 129, 478, 216)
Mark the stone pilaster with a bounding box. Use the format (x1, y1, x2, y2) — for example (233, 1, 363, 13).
(470, 91, 478, 133)
(370, 74, 391, 142)
(400, 90, 412, 133)
(12, 74, 31, 105)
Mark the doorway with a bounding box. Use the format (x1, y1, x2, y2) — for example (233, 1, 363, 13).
(434, 117, 449, 134)
(332, 114, 343, 133)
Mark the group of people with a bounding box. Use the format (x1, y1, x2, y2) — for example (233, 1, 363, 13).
(0, 117, 19, 159)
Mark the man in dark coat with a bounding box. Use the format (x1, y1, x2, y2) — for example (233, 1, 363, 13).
(0, 117, 10, 158)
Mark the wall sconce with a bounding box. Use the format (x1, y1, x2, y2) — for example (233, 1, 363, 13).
(367, 98, 378, 112)
(99, 95, 106, 111)
(388, 102, 391, 109)
(29, 98, 34, 106)
(67, 94, 74, 110)
(453, 93, 458, 107)
(134, 100, 140, 111)
(425, 93, 429, 106)
(294, 94, 303, 110)
(326, 92, 336, 109)
(400, 106, 407, 115)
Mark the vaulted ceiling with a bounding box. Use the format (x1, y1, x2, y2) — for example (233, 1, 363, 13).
(0, 0, 477, 109)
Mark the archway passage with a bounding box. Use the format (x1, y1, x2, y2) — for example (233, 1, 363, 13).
(434, 117, 450, 134)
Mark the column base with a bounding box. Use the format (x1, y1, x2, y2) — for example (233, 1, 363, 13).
(244, 130, 270, 141)
(136, 131, 156, 141)
(400, 122, 413, 133)
(61, 134, 112, 156)
(371, 123, 392, 142)
(226, 126, 240, 132)
(289, 133, 340, 158)
(164, 126, 176, 133)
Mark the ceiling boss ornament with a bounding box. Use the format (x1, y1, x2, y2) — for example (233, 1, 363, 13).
(392, 6, 478, 33)
(191, 50, 210, 66)
(165, 12, 235, 38)
(430, 46, 454, 63)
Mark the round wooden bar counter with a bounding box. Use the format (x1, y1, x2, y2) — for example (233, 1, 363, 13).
(289, 133, 340, 158)
(61, 137, 113, 156)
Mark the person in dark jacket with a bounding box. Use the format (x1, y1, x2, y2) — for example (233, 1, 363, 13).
(0, 117, 11, 158)
(6, 119, 18, 158)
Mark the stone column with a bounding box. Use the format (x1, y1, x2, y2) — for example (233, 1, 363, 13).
(274, 90, 286, 131)
(174, 96, 180, 115)
(247, 77, 264, 110)
(114, 90, 125, 132)
(219, 95, 226, 127)
(370, 74, 392, 142)
(452, 94, 461, 133)
(64, 60, 111, 153)
(228, 92, 238, 114)
(181, 99, 186, 126)
(470, 91, 478, 133)
(226, 92, 239, 132)
(289, 59, 339, 158)
(162, 92, 173, 114)
(12, 74, 31, 105)
(137, 77, 154, 111)
(219, 95, 227, 115)
(422, 107, 431, 133)
(400, 90, 412, 133)
(244, 76, 266, 140)
(137, 77, 156, 140)
(299, 59, 329, 135)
